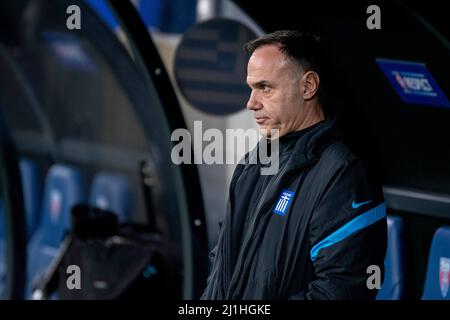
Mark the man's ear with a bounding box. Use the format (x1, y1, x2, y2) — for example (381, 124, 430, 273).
(301, 71, 320, 100)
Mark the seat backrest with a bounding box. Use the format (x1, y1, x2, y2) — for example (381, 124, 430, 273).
(27, 164, 86, 287)
(377, 215, 409, 300)
(0, 159, 42, 297)
(39, 164, 85, 247)
(422, 226, 450, 300)
(0, 159, 41, 240)
(89, 172, 132, 222)
(137, 0, 196, 33)
(19, 159, 42, 239)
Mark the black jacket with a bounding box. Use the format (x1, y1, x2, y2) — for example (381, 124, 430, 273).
(201, 111, 387, 300)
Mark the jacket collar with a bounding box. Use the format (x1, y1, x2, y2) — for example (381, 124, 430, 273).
(241, 106, 341, 175)
(284, 107, 342, 171)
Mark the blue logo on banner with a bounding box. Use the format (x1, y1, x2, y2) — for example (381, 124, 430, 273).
(376, 58, 449, 108)
(273, 190, 295, 216)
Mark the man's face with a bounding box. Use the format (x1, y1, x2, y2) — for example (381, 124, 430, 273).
(246, 45, 305, 137)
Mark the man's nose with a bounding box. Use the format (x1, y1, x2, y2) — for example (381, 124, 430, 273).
(246, 90, 261, 111)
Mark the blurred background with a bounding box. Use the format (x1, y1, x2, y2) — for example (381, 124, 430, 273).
(0, 0, 449, 300)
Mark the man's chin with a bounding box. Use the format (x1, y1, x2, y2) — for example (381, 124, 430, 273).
(258, 125, 281, 139)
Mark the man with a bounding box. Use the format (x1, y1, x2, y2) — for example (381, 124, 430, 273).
(201, 30, 387, 300)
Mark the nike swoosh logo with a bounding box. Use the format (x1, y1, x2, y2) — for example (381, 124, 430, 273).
(352, 200, 372, 209)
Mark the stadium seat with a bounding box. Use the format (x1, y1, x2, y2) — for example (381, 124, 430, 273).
(27, 164, 86, 295)
(422, 226, 450, 300)
(0, 159, 42, 240)
(89, 172, 132, 222)
(137, 0, 196, 33)
(19, 159, 42, 239)
(0, 158, 42, 297)
(377, 215, 409, 300)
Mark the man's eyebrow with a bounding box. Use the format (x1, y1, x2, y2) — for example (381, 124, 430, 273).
(248, 80, 272, 88)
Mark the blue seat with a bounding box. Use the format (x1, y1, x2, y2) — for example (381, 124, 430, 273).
(0, 158, 41, 297)
(137, 0, 196, 33)
(0, 159, 41, 240)
(89, 172, 132, 222)
(27, 164, 86, 295)
(377, 215, 409, 300)
(422, 226, 450, 300)
(19, 159, 42, 239)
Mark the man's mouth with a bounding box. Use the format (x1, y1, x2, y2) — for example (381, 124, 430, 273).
(255, 117, 269, 124)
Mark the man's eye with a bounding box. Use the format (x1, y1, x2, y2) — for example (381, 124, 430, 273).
(262, 86, 271, 93)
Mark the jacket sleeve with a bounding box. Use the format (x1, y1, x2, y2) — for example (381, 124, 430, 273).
(200, 243, 219, 299)
(200, 159, 249, 300)
(200, 217, 224, 300)
(290, 157, 387, 300)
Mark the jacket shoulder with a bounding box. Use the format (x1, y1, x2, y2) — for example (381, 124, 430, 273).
(312, 139, 383, 206)
(317, 140, 358, 171)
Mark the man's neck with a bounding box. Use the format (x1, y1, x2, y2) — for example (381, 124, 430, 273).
(293, 102, 325, 133)
(267, 102, 325, 140)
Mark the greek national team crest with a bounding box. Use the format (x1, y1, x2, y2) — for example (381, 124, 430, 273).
(273, 190, 295, 216)
(440, 257, 450, 298)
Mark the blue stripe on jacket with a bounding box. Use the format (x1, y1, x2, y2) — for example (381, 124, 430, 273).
(310, 202, 386, 261)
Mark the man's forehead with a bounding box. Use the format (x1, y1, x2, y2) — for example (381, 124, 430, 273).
(248, 45, 286, 70)
(247, 45, 294, 83)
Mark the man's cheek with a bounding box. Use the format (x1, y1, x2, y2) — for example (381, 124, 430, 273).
(263, 101, 276, 119)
